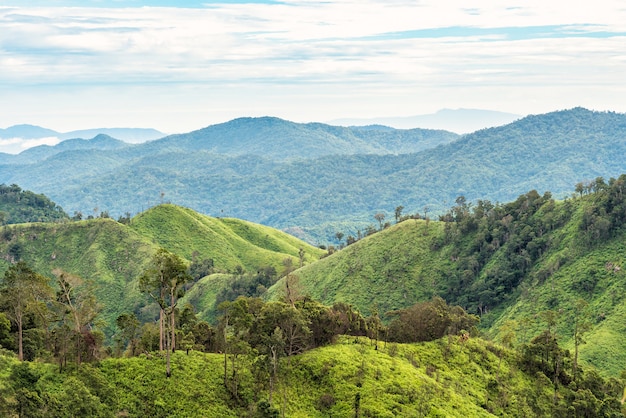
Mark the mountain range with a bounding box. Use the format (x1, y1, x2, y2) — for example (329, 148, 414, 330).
(1, 107, 625, 243)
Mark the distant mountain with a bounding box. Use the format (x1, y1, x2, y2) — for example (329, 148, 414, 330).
(7, 134, 130, 164)
(0, 124, 59, 139)
(59, 128, 164, 143)
(145, 116, 459, 160)
(0, 125, 164, 154)
(1, 108, 625, 243)
(330, 108, 521, 133)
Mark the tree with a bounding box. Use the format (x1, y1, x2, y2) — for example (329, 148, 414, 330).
(394, 206, 404, 223)
(572, 298, 592, 380)
(188, 257, 214, 281)
(218, 297, 261, 400)
(115, 313, 140, 357)
(366, 307, 383, 350)
(374, 213, 385, 230)
(298, 248, 305, 268)
(335, 232, 344, 247)
(54, 270, 102, 366)
(139, 248, 191, 377)
(0, 262, 52, 361)
(283, 273, 301, 308)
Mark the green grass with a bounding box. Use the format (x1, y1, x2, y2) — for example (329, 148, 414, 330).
(268, 220, 451, 317)
(130, 204, 324, 272)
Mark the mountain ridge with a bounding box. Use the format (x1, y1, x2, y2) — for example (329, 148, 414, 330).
(1, 108, 625, 243)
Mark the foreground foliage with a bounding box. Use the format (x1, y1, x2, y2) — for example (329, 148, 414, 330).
(0, 333, 624, 417)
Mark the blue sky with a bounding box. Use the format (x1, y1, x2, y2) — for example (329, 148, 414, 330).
(1, 0, 626, 150)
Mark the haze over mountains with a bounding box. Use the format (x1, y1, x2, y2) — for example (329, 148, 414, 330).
(0, 125, 165, 154)
(1, 107, 624, 243)
(329, 108, 522, 132)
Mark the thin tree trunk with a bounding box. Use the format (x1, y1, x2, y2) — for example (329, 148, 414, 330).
(269, 345, 277, 404)
(159, 309, 164, 352)
(171, 290, 176, 353)
(166, 324, 171, 378)
(223, 316, 228, 388)
(17, 312, 23, 361)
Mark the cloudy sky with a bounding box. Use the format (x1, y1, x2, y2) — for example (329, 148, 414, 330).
(1, 0, 626, 137)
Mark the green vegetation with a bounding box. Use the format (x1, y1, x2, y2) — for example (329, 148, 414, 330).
(270, 176, 626, 377)
(0, 184, 68, 225)
(0, 204, 323, 337)
(3, 108, 626, 242)
(3, 171, 626, 415)
(0, 334, 623, 417)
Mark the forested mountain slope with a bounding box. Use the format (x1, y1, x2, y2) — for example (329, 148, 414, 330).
(0, 184, 68, 225)
(270, 177, 626, 376)
(141, 116, 459, 159)
(1, 108, 625, 244)
(6, 134, 129, 165)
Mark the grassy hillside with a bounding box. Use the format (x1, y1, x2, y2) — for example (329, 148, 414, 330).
(266, 219, 450, 316)
(269, 183, 626, 377)
(130, 204, 323, 271)
(0, 204, 323, 336)
(3, 335, 622, 417)
(0, 218, 154, 336)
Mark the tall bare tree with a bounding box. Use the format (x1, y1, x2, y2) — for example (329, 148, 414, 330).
(139, 248, 191, 377)
(53, 270, 101, 366)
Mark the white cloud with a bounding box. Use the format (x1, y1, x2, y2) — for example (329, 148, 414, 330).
(0, 136, 60, 154)
(0, 1, 625, 132)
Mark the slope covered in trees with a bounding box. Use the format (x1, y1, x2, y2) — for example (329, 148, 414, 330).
(0, 184, 68, 225)
(4, 108, 626, 243)
(0, 108, 626, 243)
(271, 176, 626, 376)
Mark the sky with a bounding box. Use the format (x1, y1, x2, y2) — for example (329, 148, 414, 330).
(1, 0, 626, 143)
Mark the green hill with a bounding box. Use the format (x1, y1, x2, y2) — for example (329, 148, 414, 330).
(269, 178, 626, 376)
(265, 219, 449, 315)
(130, 204, 322, 271)
(0, 204, 323, 336)
(2, 335, 622, 417)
